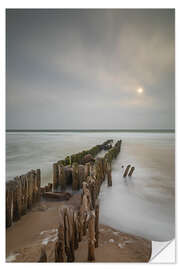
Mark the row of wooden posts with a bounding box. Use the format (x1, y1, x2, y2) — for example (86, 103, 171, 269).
(54, 140, 113, 167)
(39, 140, 122, 262)
(6, 140, 113, 228)
(123, 165, 135, 177)
(52, 140, 122, 192)
(6, 169, 41, 228)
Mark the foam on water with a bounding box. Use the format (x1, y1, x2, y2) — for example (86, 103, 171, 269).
(99, 133, 174, 242)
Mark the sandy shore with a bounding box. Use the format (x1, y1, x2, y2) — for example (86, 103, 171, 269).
(6, 194, 152, 263)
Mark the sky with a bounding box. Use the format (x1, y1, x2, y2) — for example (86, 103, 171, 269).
(6, 9, 175, 130)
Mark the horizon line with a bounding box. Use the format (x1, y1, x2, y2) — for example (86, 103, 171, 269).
(6, 128, 175, 132)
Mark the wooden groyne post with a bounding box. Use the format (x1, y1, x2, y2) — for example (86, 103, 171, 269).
(128, 166, 135, 176)
(37, 139, 122, 263)
(58, 164, 66, 191)
(55, 212, 67, 262)
(123, 165, 131, 177)
(88, 211, 96, 261)
(52, 140, 115, 192)
(53, 163, 58, 190)
(38, 246, 47, 262)
(95, 202, 99, 248)
(106, 161, 112, 186)
(6, 169, 41, 228)
(72, 163, 79, 191)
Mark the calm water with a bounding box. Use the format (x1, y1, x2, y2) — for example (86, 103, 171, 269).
(6, 131, 175, 254)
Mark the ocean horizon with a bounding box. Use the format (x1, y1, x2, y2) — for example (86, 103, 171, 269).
(6, 129, 175, 133)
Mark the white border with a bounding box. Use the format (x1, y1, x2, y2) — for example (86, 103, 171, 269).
(1, 0, 179, 269)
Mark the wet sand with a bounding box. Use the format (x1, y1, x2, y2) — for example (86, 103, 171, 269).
(6, 195, 152, 263)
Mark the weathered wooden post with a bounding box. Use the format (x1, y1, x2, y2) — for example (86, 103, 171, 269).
(73, 211, 79, 249)
(20, 175, 26, 215)
(34, 171, 38, 201)
(29, 170, 35, 204)
(88, 177, 96, 209)
(88, 211, 95, 262)
(78, 211, 83, 242)
(58, 164, 66, 191)
(102, 157, 107, 181)
(6, 183, 14, 228)
(53, 163, 58, 190)
(12, 179, 18, 222)
(40, 187, 45, 196)
(78, 165, 85, 189)
(72, 163, 79, 191)
(128, 166, 135, 176)
(123, 165, 131, 177)
(100, 158, 105, 181)
(38, 246, 47, 262)
(36, 169, 41, 201)
(14, 177, 22, 220)
(64, 208, 74, 262)
(47, 183, 52, 192)
(55, 210, 66, 262)
(95, 202, 99, 248)
(23, 175, 28, 214)
(30, 172, 34, 208)
(92, 180, 97, 209)
(83, 212, 87, 236)
(93, 159, 101, 195)
(26, 172, 32, 209)
(89, 163, 94, 177)
(106, 161, 112, 186)
(79, 208, 85, 242)
(66, 208, 75, 262)
(84, 162, 90, 180)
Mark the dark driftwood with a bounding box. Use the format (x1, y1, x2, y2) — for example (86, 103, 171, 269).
(42, 192, 71, 201)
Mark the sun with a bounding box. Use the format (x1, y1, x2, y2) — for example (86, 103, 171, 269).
(137, 87, 143, 94)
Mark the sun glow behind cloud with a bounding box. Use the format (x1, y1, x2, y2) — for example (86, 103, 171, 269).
(137, 87, 144, 94)
(6, 9, 175, 129)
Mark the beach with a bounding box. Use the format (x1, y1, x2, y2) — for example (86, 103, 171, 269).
(6, 131, 175, 262)
(6, 194, 151, 262)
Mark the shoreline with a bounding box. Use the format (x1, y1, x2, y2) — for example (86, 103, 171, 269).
(6, 195, 152, 263)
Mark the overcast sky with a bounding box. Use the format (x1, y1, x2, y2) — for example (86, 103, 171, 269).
(6, 9, 175, 130)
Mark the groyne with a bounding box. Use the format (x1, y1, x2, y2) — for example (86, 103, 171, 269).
(6, 139, 121, 235)
(6, 169, 41, 228)
(40, 140, 122, 262)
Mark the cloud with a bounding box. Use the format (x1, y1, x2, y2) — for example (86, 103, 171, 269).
(6, 9, 175, 129)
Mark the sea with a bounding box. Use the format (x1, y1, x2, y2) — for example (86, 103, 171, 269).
(6, 130, 175, 260)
